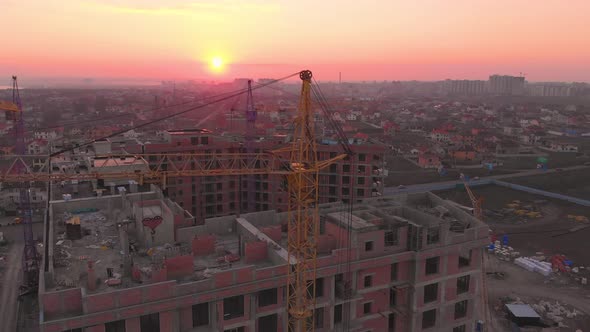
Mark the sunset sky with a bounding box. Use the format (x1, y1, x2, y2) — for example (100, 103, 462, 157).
(1, 0, 589, 83)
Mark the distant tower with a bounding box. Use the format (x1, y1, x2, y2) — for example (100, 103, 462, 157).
(339, 72, 342, 84)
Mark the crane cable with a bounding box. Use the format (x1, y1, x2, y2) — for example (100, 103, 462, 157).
(310, 79, 357, 331)
(48, 72, 300, 157)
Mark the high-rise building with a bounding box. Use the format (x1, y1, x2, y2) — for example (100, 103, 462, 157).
(488, 75, 525, 95)
(529, 83, 571, 97)
(39, 191, 488, 332)
(442, 80, 486, 95)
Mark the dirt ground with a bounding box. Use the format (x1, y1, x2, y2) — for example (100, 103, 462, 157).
(508, 168, 590, 201)
(385, 163, 513, 186)
(386, 156, 421, 171)
(0, 222, 43, 332)
(498, 151, 590, 170)
(486, 255, 590, 332)
(437, 185, 590, 266)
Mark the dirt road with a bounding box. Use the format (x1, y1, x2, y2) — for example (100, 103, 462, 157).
(0, 241, 24, 332)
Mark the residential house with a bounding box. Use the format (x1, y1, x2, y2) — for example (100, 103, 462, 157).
(27, 139, 48, 155)
(418, 153, 441, 168)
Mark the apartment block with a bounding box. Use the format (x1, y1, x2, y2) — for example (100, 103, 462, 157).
(40, 189, 488, 332)
(130, 129, 387, 223)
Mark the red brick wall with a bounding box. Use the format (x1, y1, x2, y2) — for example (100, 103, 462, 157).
(86, 293, 115, 313)
(192, 234, 216, 256)
(316, 234, 336, 254)
(357, 265, 389, 290)
(245, 241, 268, 263)
(151, 265, 168, 283)
(362, 316, 388, 331)
(42, 288, 83, 320)
(165, 255, 194, 280)
(356, 289, 388, 318)
(261, 225, 281, 242)
(357, 230, 385, 259)
(325, 222, 349, 248)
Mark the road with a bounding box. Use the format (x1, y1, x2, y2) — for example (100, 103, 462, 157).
(383, 165, 590, 196)
(0, 239, 24, 332)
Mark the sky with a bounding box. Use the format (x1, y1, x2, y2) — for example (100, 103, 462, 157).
(1, 0, 589, 84)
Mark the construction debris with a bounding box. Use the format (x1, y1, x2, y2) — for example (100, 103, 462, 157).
(532, 300, 582, 323)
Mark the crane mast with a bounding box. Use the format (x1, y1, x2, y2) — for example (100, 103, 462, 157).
(287, 70, 319, 331)
(245, 80, 257, 213)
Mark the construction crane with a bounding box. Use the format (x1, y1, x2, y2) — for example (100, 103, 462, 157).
(459, 173, 483, 221)
(459, 173, 490, 331)
(0, 71, 348, 331)
(244, 80, 257, 213)
(0, 76, 40, 291)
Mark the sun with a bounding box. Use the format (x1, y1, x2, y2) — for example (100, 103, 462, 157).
(210, 57, 224, 71)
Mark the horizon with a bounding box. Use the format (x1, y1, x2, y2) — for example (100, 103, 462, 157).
(2, 1, 590, 83)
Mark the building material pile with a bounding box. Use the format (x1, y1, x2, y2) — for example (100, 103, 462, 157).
(514, 257, 552, 276)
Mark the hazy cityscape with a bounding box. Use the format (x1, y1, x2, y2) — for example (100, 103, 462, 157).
(1, 1, 590, 332)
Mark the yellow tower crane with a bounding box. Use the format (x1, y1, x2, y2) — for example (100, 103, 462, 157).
(459, 174, 490, 331)
(0, 70, 346, 331)
(459, 173, 483, 221)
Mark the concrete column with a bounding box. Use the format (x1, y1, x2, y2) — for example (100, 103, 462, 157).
(213, 301, 221, 330)
(125, 317, 141, 332)
(119, 224, 129, 255)
(179, 306, 193, 331)
(250, 292, 257, 330)
(87, 261, 97, 291)
(160, 310, 179, 332)
(129, 180, 138, 193)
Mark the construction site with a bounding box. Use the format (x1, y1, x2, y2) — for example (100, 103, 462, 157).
(0, 72, 489, 332)
(1, 71, 590, 332)
(437, 178, 590, 331)
(39, 189, 488, 332)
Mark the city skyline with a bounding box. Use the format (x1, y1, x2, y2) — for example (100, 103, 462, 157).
(1, 0, 590, 83)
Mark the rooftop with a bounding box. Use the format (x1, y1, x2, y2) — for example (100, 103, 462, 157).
(43, 190, 486, 299)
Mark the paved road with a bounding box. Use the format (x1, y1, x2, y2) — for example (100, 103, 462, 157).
(383, 165, 590, 196)
(0, 240, 24, 332)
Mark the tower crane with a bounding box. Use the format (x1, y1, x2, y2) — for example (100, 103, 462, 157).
(459, 173, 483, 221)
(245, 79, 257, 213)
(459, 173, 490, 331)
(0, 71, 347, 331)
(0, 76, 40, 291)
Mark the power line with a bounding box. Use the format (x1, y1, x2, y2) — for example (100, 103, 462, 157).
(24, 84, 274, 134)
(49, 72, 300, 157)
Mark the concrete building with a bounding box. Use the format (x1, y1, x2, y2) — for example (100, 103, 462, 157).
(488, 75, 525, 96)
(136, 129, 387, 223)
(442, 80, 486, 96)
(529, 83, 571, 97)
(39, 190, 489, 332)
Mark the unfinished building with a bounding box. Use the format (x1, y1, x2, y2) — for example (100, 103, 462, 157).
(39, 190, 488, 332)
